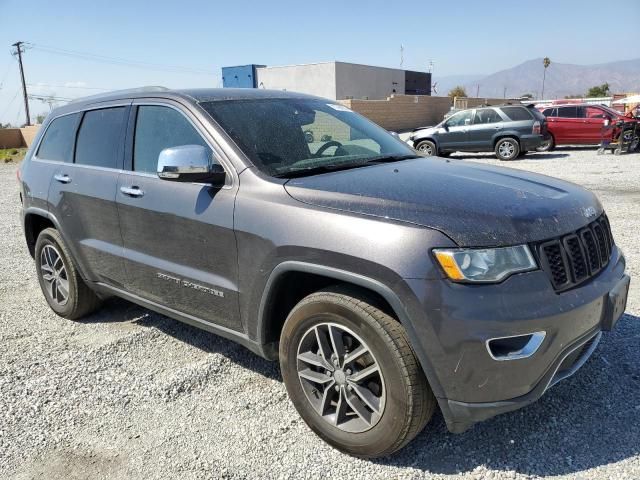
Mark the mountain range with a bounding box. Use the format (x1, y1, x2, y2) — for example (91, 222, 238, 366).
(434, 58, 640, 99)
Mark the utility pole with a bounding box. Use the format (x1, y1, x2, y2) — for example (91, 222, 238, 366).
(476, 84, 480, 97)
(12, 41, 31, 126)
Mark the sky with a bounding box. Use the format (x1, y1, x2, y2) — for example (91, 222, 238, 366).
(1, 0, 639, 125)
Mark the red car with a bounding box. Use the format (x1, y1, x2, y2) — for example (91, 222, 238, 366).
(537, 103, 638, 151)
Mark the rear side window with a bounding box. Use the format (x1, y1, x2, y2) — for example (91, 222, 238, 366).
(133, 105, 211, 173)
(557, 106, 578, 118)
(473, 108, 503, 124)
(75, 107, 126, 168)
(36, 113, 80, 162)
(500, 106, 532, 121)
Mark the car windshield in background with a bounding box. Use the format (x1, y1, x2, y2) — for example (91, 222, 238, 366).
(200, 98, 417, 178)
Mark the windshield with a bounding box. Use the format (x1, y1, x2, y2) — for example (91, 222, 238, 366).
(200, 98, 417, 177)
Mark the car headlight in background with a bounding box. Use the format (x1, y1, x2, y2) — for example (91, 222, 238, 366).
(433, 245, 537, 283)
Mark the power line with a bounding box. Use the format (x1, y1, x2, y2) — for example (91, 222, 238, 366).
(29, 43, 215, 76)
(27, 83, 110, 91)
(0, 57, 16, 89)
(0, 87, 21, 120)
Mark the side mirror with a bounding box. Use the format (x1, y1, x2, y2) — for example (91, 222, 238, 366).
(464, 118, 471, 126)
(157, 145, 226, 185)
(442, 123, 450, 131)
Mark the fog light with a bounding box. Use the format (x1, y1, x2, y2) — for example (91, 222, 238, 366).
(486, 332, 546, 361)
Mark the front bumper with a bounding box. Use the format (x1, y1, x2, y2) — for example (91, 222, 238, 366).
(401, 246, 628, 433)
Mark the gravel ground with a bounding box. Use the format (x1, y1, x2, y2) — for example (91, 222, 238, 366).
(1, 148, 639, 480)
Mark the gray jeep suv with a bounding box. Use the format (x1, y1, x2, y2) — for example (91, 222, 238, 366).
(410, 104, 546, 160)
(18, 88, 629, 458)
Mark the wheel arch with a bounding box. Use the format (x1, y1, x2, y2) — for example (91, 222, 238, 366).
(413, 137, 438, 150)
(492, 133, 521, 148)
(256, 261, 446, 399)
(23, 208, 59, 257)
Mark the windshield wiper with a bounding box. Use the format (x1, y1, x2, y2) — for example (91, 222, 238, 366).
(274, 154, 420, 179)
(362, 154, 420, 164)
(274, 162, 368, 179)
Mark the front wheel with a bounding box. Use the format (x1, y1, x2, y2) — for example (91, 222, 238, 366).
(414, 140, 436, 156)
(495, 137, 520, 160)
(279, 287, 435, 458)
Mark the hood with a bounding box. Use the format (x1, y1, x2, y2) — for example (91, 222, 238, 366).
(284, 157, 602, 247)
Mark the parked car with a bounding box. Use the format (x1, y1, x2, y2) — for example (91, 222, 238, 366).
(18, 88, 629, 458)
(538, 103, 639, 151)
(409, 105, 546, 160)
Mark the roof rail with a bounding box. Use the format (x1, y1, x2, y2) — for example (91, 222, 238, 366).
(68, 86, 169, 104)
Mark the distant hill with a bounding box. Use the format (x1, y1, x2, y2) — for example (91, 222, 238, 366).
(434, 58, 640, 99)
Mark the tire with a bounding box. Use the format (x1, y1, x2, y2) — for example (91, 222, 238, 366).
(495, 137, 520, 161)
(536, 135, 555, 152)
(279, 286, 436, 458)
(35, 228, 102, 320)
(414, 140, 436, 156)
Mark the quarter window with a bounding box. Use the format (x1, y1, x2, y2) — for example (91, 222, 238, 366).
(501, 106, 532, 121)
(133, 105, 212, 173)
(75, 107, 126, 168)
(36, 113, 80, 162)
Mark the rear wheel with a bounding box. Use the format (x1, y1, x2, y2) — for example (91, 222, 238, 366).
(35, 228, 102, 320)
(495, 137, 520, 160)
(536, 135, 555, 152)
(279, 286, 435, 458)
(415, 140, 436, 156)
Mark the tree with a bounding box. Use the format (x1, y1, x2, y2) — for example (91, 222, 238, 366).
(586, 83, 610, 98)
(448, 86, 467, 98)
(541, 57, 551, 99)
(36, 114, 46, 124)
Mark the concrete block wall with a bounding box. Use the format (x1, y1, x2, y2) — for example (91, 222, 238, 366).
(453, 97, 519, 110)
(339, 95, 452, 131)
(0, 125, 41, 149)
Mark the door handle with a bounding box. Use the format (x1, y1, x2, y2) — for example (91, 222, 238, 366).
(494, 126, 502, 129)
(120, 186, 144, 197)
(53, 173, 71, 184)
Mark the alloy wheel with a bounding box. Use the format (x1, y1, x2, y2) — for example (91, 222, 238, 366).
(296, 322, 386, 433)
(40, 244, 69, 306)
(499, 141, 515, 158)
(418, 143, 433, 155)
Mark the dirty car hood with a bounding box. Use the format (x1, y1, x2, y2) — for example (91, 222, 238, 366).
(284, 157, 602, 247)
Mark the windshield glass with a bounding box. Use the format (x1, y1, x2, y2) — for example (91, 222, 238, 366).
(200, 98, 417, 177)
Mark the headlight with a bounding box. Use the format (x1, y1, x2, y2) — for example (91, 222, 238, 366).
(433, 245, 537, 283)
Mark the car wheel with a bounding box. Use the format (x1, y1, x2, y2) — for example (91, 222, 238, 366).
(35, 228, 102, 320)
(279, 286, 436, 458)
(495, 137, 520, 161)
(536, 136, 555, 152)
(415, 140, 436, 156)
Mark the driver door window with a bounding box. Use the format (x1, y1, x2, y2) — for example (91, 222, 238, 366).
(446, 110, 473, 127)
(133, 105, 212, 173)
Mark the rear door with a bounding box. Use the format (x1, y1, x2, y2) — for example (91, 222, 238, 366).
(47, 102, 129, 287)
(467, 108, 504, 149)
(116, 100, 241, 330)
(438, 110, 473, 151)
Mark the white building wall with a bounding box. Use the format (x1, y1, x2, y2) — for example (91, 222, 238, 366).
(255, 63, 337, 100)
(335, 62, 406, 100)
